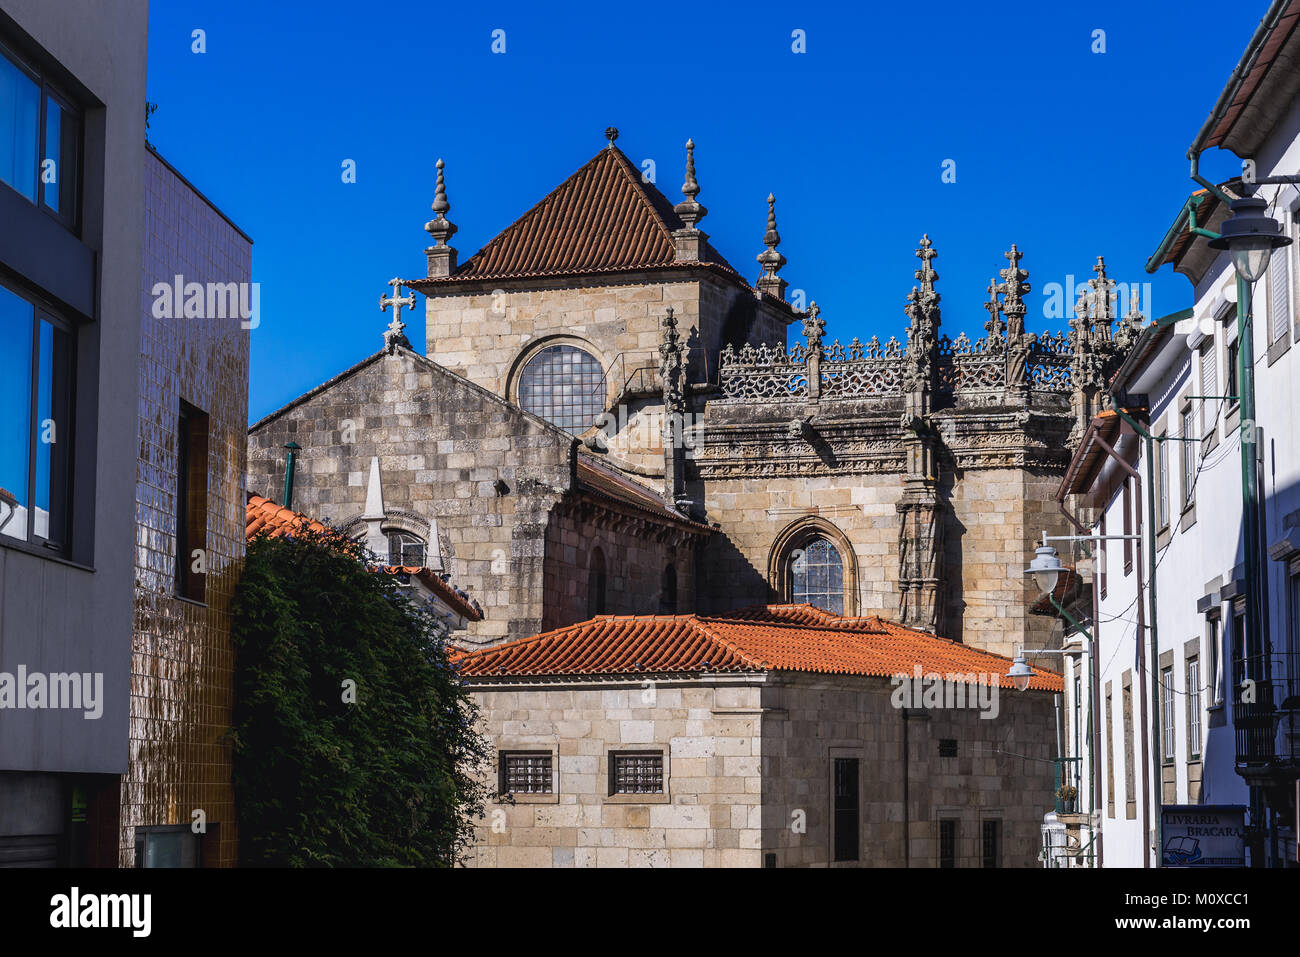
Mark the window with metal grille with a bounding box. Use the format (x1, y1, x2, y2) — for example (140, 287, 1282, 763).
(387, 531, 425, 567)
(939, 819, 957, 868)
(499, 752, 552, 794)
(938, 739, 958, 757)
(1161, 666, 1175, 763)
(832, 757, 859, 862)
(981, 819, 1001, 868)
(517, 344, 605, 434)
(790, 537, 844, 615)
(1187, 657, 1201, 760)
(609, 751, 663, 795)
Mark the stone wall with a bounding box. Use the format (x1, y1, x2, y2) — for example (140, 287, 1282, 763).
(759, 674, 1057, 867)
(463, 673, 1057, 867)
(247, 348, 573, 644)
(463, 680, 765, 868)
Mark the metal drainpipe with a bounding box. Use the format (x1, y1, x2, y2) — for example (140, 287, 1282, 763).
(902, 709, 910, 868)
(1089, 428, 1155, 867)
(282, 441, 301, 509)
(1058, 499, 1103, 867)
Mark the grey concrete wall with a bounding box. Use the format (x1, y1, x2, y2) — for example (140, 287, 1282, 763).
(0, 0, 149, 776)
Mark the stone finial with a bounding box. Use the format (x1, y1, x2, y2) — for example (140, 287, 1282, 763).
(914, 234, 939, 297)
(673, 138, 708, 230)
(756, 193, 788, 300)
(983, 277, 1005, 341)
(1114, 282, 1144, 351)
(997, 243, 1030, 337)
(904, 235, 941, 340)
(1084, 255, 1116, 329)
(801, 301, 825, 351)
(424, 158, 459, 278)
(605, 126, 619, 148)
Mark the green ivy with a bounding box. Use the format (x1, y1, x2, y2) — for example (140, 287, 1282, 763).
(230, 529, 490, 866)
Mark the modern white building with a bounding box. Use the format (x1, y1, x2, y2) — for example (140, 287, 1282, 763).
(1043, 0, 1300, 868)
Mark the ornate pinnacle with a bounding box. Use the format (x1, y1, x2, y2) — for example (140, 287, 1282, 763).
(914, 234, 939, 298)
(983, 277, 1005, 340)
(673, 138, 707, 229)
(756, 193, 786, 279)
(658, 307, 685, 414)
(605, 126, 619, 148)
(1085, 255, 1116, 327)
(424, 158, 458, 247)
(801, 301, 825, 351)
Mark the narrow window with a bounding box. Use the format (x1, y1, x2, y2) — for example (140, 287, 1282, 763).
(588, 546, 607, 617)
(1122, 479, 1133, 574)
(1099, 511, 1108, 599)
(660, 562, 677, 614)
(0, 42, 81, 224)
(1186, 657, 1201, 761)
(1207, 612, 1223, 708)
(1156, 433, 1169, 531)
(1269, 234, 1292, 344)
(1161, 666, 1175, 763)
(1226, 338, 1240, 408)
(1199, 341, 1217, 436)
(939, 819, 958, 868)
(175, 403, 208, 602)
(1181, 406, 1195, 506)
(609, 751, 663, 795)
(1105, 684, 1115, 818)
(832, 757, 859, 862)
(499, 751, 553, 795)
(1122, 673, 1136, 819)
(980, 820, 1002, 868)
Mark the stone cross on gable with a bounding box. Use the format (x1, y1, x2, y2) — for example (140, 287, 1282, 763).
(380, 277, 416, 349)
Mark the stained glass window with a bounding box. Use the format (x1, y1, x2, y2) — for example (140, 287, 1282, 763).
(517, 345, 605, 434)
(790, 537, 844, 614)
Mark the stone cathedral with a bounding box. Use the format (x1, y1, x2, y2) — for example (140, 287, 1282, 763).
(247, 129, 1141, 658)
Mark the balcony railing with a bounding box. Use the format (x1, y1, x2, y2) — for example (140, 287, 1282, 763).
(1232, 653, 1300, 769)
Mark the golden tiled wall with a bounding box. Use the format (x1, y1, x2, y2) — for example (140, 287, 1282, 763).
(120, 151, 251, 866)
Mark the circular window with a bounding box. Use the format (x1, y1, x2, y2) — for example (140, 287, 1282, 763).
(517, 345, 605, 434)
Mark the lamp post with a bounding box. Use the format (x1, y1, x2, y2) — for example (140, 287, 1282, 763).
(1206, 190, 1292, 866)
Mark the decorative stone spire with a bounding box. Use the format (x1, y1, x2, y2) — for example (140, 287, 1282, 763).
(756, 193, 788, 300)
(801, 302, 825, 356)
(1083, 255, 1116, 332)
(424, 158, 458, 278)
(379, 277, 415, 352)
(903, 235, 942, 393)
(1114, 283, 1144, 351)
(997, 244, 1030, 338)
(671, 139, 709, 262)
(983, 277, 1005, 344)
(658, 307, 689, 512)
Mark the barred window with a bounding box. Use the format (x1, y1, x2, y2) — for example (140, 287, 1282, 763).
(517, 344, 605, 434)
(387, 531, 425, 567)
(609, 751, 663, 795)
(499, 751, 552, 794)
(790, 536, 844, 615)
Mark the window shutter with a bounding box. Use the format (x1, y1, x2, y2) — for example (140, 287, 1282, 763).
(1269, 247, 1290, 343)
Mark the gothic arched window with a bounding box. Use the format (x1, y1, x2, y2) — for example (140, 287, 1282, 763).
(588, 546, 607, 617)
(388, 531, 426, 567)
(517, 344, 605, 434)
(660, 563, 677, 614)
(789, 537, 845, 615)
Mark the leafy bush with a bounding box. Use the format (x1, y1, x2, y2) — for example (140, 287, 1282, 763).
(230, 528, 489, 866)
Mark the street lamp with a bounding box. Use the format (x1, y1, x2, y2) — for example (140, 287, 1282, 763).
(1026, 544, 1065, 597)
(1208, 194, 1292, 283)
(1007, 653, 1035, 692)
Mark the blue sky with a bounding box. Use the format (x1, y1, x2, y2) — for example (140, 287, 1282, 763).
(145, 0, 1251, 423)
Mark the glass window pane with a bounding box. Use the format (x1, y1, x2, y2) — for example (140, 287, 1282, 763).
(34, 318, 72, 545)
(0, 285, 34, 541)
(518, 345, 604, 434)
(0, 50, 39, 200)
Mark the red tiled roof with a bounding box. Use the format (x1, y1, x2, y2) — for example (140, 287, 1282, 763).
(371, 565, 484, 622)
(408, 145, 740, 286)
(454, 604, 1062, 692)
(575, 454, 711, 533)
(245, 493, 332, 539)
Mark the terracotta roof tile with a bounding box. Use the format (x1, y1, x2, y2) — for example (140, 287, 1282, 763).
(245, 493, 332, 540)
(454, 604, 1062, 692)
(409, 146, 740, 286)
